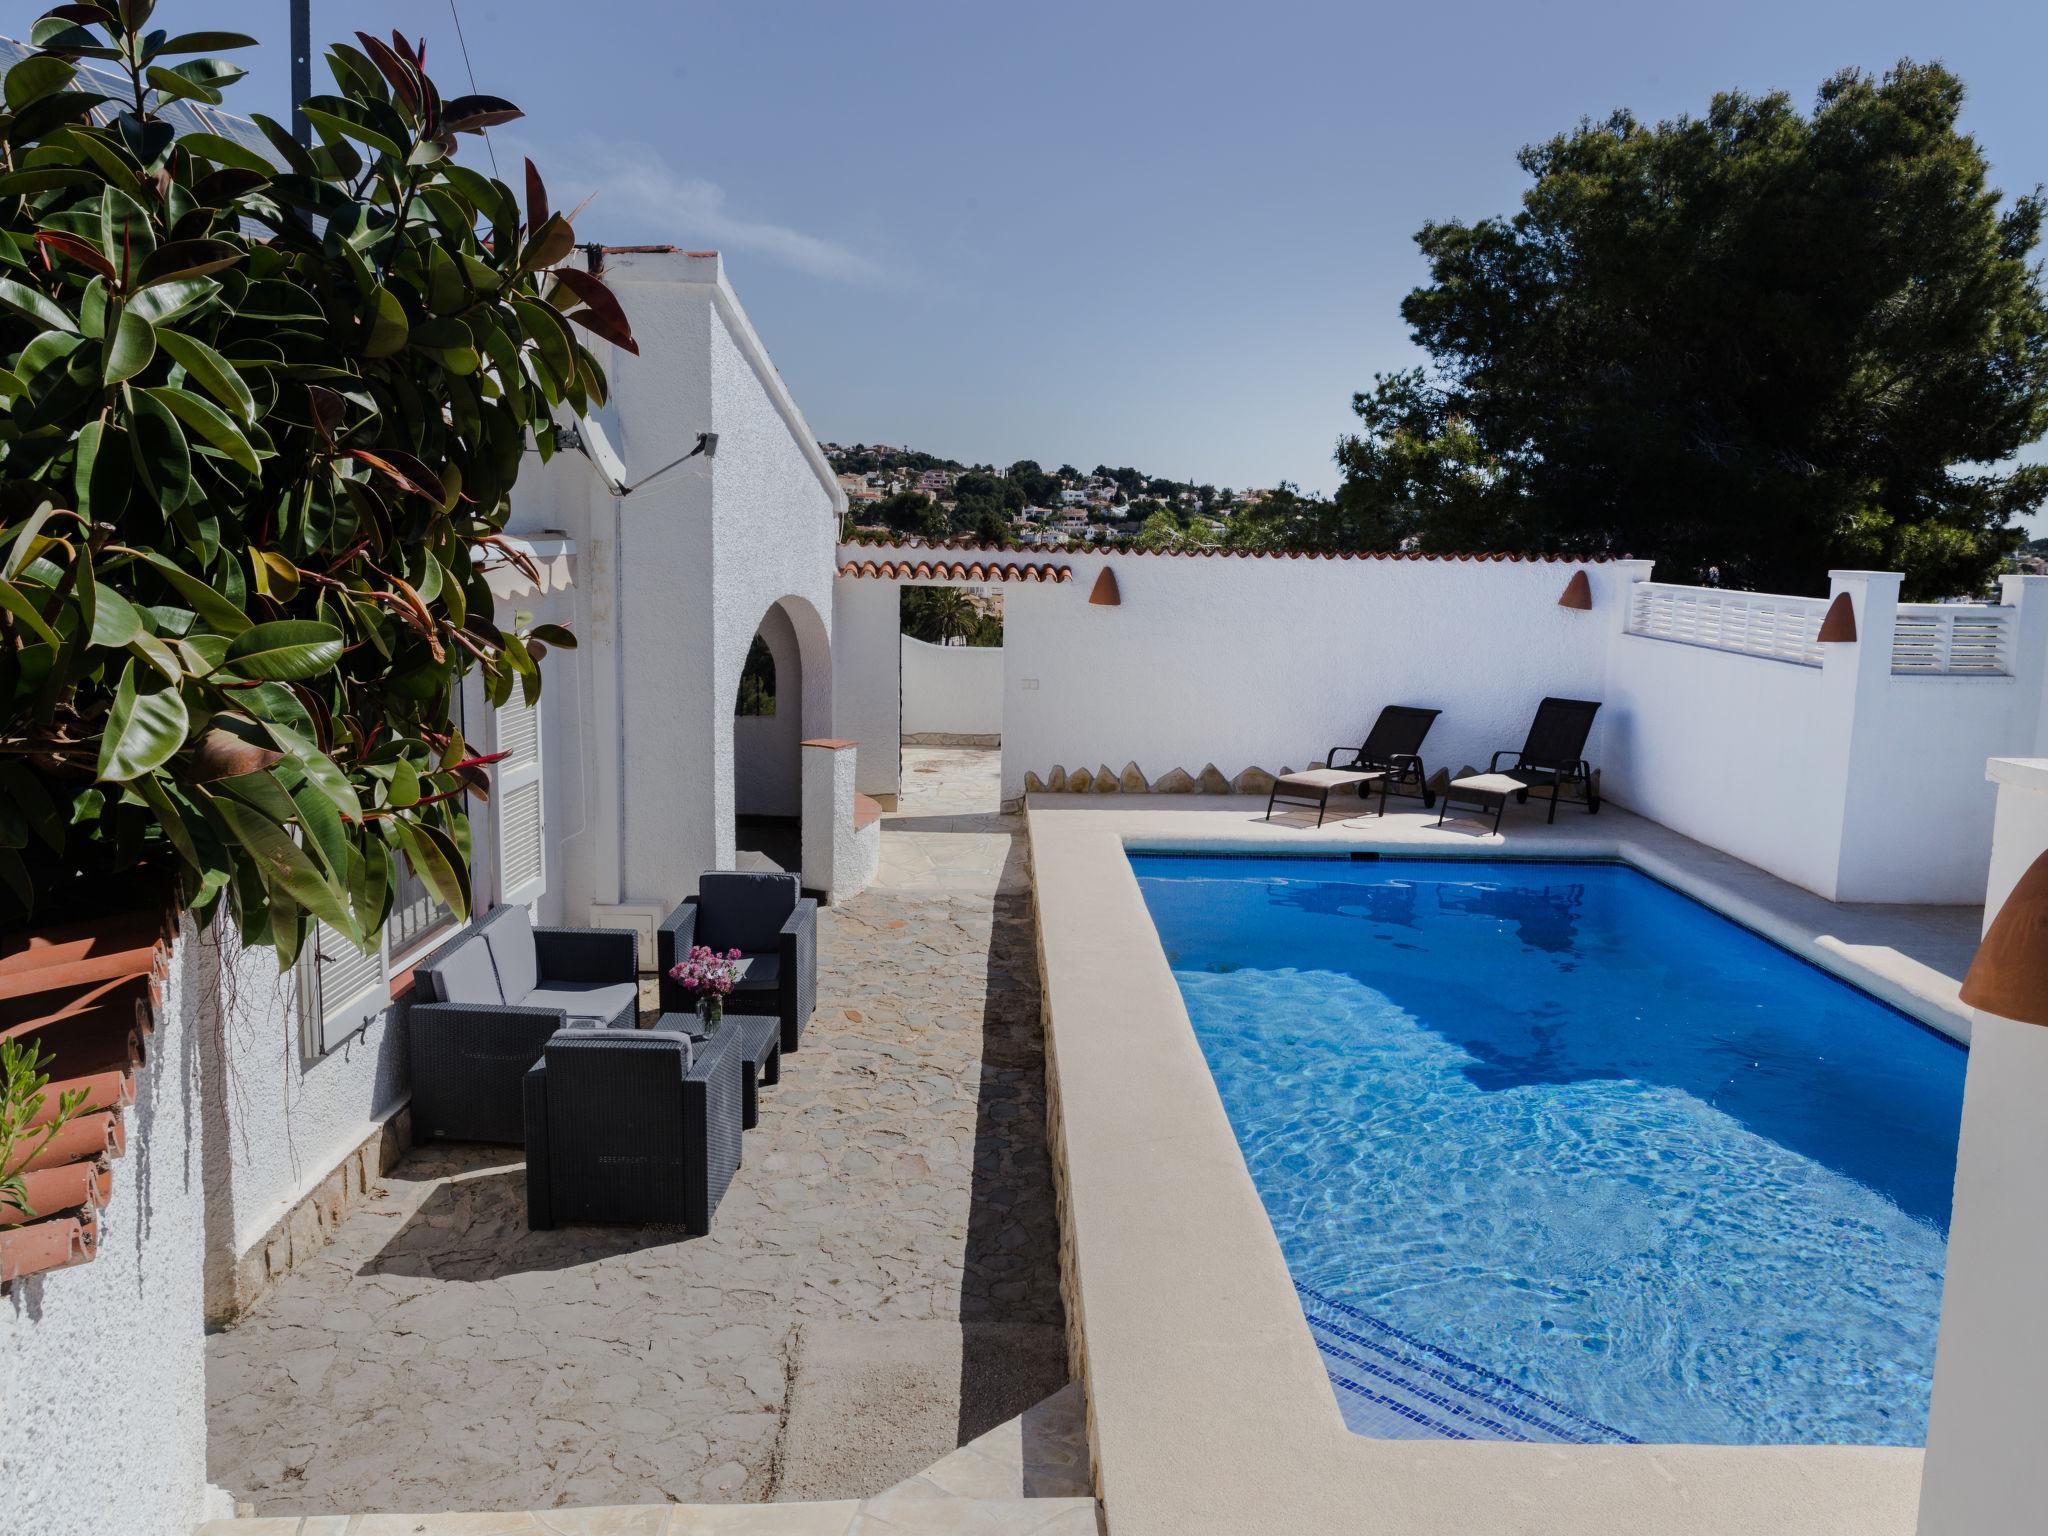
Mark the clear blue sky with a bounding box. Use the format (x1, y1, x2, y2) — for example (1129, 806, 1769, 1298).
(193, 2, 2048, 531)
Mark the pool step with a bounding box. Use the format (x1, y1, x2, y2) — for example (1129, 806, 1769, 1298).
(1296, 1283, 1635, 1445)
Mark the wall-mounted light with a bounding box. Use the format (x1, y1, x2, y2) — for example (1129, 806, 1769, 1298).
(1089, 568, 1121, 607)
(1960, 850, 2048, 1026)
(1817, 592, 1858, 643)
(1558, 570, 1592, 610)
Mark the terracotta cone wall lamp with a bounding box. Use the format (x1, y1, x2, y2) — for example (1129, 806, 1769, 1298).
(1959, 849, 2048, 1026)
(1558, 570, 1593, 610)
(1817, 592, 1858, 644)
(1088, 567, 1121, 607)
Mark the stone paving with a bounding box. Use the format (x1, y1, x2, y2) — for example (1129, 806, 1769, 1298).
(205, 749, 1067, 1517)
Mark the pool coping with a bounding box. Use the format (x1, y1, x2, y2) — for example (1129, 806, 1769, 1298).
(1027, 793, 1955, 1536)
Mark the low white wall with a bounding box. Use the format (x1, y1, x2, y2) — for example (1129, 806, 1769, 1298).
(999, 551, 1613, 800)
(902, 633, 1003, 737)
(198, 927, 409, 1316)
(0, 924, 220, 1536)
(1603, 629, 1843, 896)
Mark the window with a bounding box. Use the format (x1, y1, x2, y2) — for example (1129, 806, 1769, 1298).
(493, 687, 547, 908)
(736, 634, 776, 717)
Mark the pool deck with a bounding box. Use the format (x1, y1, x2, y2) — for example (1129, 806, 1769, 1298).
(1027, 790, 1969, 1536)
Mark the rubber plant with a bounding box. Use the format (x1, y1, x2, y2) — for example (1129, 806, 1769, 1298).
(0, 6, 637, 964)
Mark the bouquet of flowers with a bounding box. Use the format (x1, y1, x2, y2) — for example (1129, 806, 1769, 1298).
(668, 944, 744, 1028)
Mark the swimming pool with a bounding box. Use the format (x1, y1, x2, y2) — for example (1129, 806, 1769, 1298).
(1130, 854, 1966, 1447)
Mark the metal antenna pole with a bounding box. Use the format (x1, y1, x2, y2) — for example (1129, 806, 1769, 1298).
(289, 0, 312, 145)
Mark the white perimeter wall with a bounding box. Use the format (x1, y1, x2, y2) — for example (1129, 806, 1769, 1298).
(0, 924, 218, 1536)
(902, 634, 1003, 737)
(1000, 551, 1613, 800)
(836, 552, 2045, 903)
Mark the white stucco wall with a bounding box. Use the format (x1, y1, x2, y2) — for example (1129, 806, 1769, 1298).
(735, 600, 805, 817)
(1, 922, 220, 1536)
(833, 577, 904, 800)
(902, 633, 1004, 738)
(568, 250, 840, 912)
(1602, 627, 1848, 898)
(998, 551, 1613, 800)
(196, 928, 409, 1302)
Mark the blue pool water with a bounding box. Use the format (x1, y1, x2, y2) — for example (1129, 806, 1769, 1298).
(1130, 855, 1966, 1446)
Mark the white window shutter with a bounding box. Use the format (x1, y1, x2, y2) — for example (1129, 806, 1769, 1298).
(307, 922, 387, 1053)
(493, 688, 546, 908)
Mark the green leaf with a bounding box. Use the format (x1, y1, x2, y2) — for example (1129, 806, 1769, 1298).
(126, 276, 218, 326)
(299, 97, 406, 160)
(0, 277, 77, 334)
(143, 385, 261, 475)
(177, 131, 272, 175)
(211, 796, 358, 939)
(125, 386, 191, 511)
(5, 56, 77, 112)
(134, 550, 249, 634)
(96, 661, 189, 781)
(89, 584, 145, 648)
(104, 307, 156, 384)
(129, 771, 200, 873)
(289, 777, 348, 883)
(152, 31, 259, 55)
(145, 57, 246, 106)
(387, 756, 421, 808)
(395, 818, 469, 921)
(0, 762, 65, 853)
(361, 285, 408, 359)
(97, 186, 156, 283)
(265, 722, 363, 822)
(0, 579, 61, 647)
(221, 620, 344, 680)
(155, 328, 255, 423)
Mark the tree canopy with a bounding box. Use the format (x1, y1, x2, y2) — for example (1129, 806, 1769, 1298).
(0, 10, 633, 952)
(1336, 60, 2048, 596)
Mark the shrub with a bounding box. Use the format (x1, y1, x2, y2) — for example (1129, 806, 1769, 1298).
(0, 6, 637, 963)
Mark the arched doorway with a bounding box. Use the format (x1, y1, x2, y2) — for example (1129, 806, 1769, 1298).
(729, 594, 831, 879)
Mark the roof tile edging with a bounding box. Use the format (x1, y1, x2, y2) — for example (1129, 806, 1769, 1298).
(836, 536, 1619, 565)
(0, 899, 177, 1285)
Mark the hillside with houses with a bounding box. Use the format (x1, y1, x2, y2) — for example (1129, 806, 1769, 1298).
(822, 441, 1291, 550)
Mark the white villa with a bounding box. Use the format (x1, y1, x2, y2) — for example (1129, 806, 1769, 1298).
(4, 247, 2047, 1536)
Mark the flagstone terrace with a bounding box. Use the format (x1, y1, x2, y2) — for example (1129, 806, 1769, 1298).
(203, 749, 1069, 1519)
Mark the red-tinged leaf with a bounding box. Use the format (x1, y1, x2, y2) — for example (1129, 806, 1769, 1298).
(306, 384, 344, 449)
(134, 238, 243, 288)
(524, 157, 549, 232)
(189, 722, 285, 782)
(524, 214, 575, 274)
(35, 231, 116, 280)
(550, 266, 639, 356)
(343, 447, 445, 505)
(476, 533, 540, 584)
(441, 94, 521, 135)
(354, 31, 418, 111)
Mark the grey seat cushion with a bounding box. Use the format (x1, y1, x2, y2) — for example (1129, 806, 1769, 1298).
(483, 907, 540, 1002)
(698, 871, 798, 953)
(732, 954, 780, 993)
(525, 981, 639, 1030)
(423, 934, 503, 1005)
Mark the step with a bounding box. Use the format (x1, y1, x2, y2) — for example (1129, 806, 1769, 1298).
(1296, 1283, 1634, 1445)
(879, 1381, 1092, 1502)
(197, 1494, 1101, 1534)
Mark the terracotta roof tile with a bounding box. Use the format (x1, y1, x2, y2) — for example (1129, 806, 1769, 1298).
(0, 901, 175, 1284)
(837, 536, 1618, 565)
(836, 557, 1073, 584)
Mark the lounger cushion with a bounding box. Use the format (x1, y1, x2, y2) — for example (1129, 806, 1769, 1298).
(423, 935, 503, 1005)
(525, 981, 639, 1030)
(697, 872, 799, 953)
(483, 907, 539, 1002)
(732, 954, 780, 994)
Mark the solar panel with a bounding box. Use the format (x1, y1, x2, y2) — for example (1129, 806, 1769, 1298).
(0, 36, 282, 168)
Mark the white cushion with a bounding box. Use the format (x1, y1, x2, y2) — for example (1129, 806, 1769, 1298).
(1449, 773, 1527, 795)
